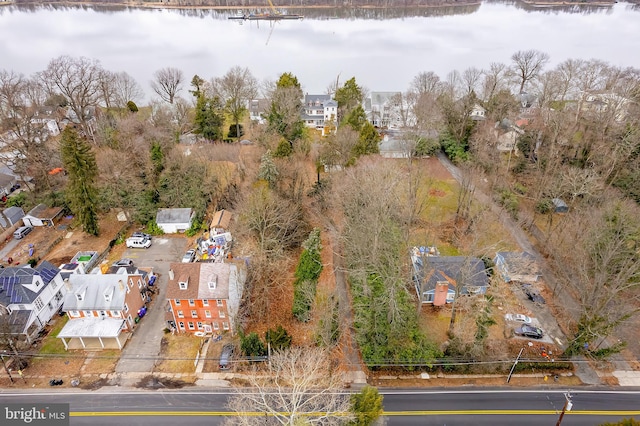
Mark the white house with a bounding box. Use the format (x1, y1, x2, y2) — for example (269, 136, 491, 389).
(156, 208, 194, 233)
(0, 261, 67, 343)
(301, 94, 338, 136)
(22, 204, 65, 227)
(366, 92, 413, 129)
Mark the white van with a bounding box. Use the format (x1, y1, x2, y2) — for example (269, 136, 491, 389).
(125, 236, 151, 249)
(13, 226, 33, 240)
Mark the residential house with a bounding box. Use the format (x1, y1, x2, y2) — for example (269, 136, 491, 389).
(301, 94, 338, 136)
(494, 251, 541, 283)
(366, 92, 413, 129)
(249, 99, 270, 124)
(470, 104, 487, 121)
(166, 262, 244, 334)
(0, 173, 17, 197)
(411, 248, 488, 306)
(209, 209, 232, 235)
(494, 119, 524, 153)
(581, 91, 633, 123)
(22, 203, 65, 227)
(0, 261, 66, 343)
(58, 266, 150, 350)
(156, 208, 194, 233)
(0, 206, 25, 229)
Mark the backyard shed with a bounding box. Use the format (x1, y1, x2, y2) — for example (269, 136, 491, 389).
(22, 204, 64, 227)
(552, 198, 569, 213)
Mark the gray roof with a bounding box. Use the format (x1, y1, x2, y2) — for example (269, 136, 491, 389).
(0, 261, 60, 305)
(3, 206, 25, 225)
(62, 274, 136, 311)
(25, 203, 64, 220)
(370, 91, 401, 106)
(156, 208, 193, 224)
(304, 94, 332, 105)
(0, 173, 16, 188)
(7, 309, 33, 335)
(413, 256, 488, 295)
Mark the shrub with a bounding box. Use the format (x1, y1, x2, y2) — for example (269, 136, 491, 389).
(228, 124, 244, 138)
(293, 229, 323, 321)
(349, 385, 383, 426)
(414, 137, 440, 157)
(145, 220, 165, 236)
(240, 332, 267, 357)
(273, 138, 293, 158)
(535, 198, 554, 214)
(126, 100, 138, 112)
(265, 325, 292, 351)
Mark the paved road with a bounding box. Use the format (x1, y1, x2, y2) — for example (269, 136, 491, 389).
(1, 388, 639, 425)
(114, 237, 187, 376)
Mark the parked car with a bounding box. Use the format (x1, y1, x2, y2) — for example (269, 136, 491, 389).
(521, 283, 546, 304)
(13, 225, 33, 240)
(126, 236, 152, 249)
(132, 231, 152, 240)
(182, 249, 196, 263)
(219, 344, 234, 370)
(515, 325, 544, 339)
(113, 258, 134, 267)
(505, 313, 532, 324)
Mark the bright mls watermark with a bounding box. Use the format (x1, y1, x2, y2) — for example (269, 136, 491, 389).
(1, 404, 69, 425)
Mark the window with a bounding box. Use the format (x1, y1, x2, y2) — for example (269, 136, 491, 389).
(207, 281, 216, 290)
(178, 322, 185, 330)
(205, 311, 211, 318)
(177, 311, 184, 318)
(174, 299, 181, 306)
(202, 299, 209, 307)
(219, 310, 226, 318)
(197, 322, 203, 330)
(188, 299, 195, 306)
(129, 278, 134, 288)
(191, 310, 198, 318)
(99, 311, 107, 317)
(50, 279, 57, 289)
(34, 298, 44, 311)
(76, 292, 83, 301)
(111, 311, 121, 317)
(188, 322, 195, 330)
(124, 303, 129, 313)
(69, 310, 80, 318)
(179, 281, 187, 290)
(216, 299, 223, 307)
(84, 310, 94, 317)
(54, 290, 63, 303)
(138, 280, 143, 289)
(223, 322, 229, 330)
(104, 293, 112, 303)
(213, 322, 219, 330)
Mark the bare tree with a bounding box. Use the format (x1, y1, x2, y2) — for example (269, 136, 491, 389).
(510, 49, 550, 93)
(38, 55, 103, 133)
(212, 66, 258, 138)
(461, 67, 483, 96)
(409, 71, 443, 97)
(407, 71, 444, 132)
(113, 71, 144, 108)
(481, 62, 508, 102)
(150, 67, 184, 104)
(225, 346, 352, 425)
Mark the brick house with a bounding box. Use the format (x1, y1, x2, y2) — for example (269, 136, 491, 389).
(166, 262, 244, 334)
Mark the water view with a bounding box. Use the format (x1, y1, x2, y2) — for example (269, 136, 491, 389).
(1, 1, 639, 98)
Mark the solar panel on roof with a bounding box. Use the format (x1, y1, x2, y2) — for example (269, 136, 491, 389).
(40, 268, 58, 282)
(10, 293, 22, 303)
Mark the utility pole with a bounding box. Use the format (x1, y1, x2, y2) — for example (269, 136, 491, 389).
(0, 353, 14, 384)
(555, 391, 573, 426)
(506, 347, 524, 383)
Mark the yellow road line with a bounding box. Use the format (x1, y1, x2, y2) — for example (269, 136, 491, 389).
(70, 410, 640, 417)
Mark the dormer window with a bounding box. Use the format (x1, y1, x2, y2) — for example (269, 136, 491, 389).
(76, 290, 85, 302)
(179, 281, 188, 290)
(208, 275, 217, 290)
(178, 275, 189, 290)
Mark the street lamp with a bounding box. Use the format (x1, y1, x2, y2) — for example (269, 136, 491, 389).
(555, 391, 573, 426)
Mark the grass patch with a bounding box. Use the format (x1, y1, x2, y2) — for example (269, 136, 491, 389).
(39, 316, 69, 355)
(154, 334, 202, 374)
(421, 180, 459, 225)
(81, 350, 120, 374)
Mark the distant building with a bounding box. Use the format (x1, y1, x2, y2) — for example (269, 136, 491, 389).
(301, 94, 337, 136)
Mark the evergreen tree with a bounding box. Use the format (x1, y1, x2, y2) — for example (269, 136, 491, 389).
(349, 386, 384, 426)
(194, 94, 224, 141)
(258, 150, 279, 188)
(60, 126, 100, 236)
(335, 77, 364, 124)
(267, 72, 305, 143)
(352, 122, 381, 157)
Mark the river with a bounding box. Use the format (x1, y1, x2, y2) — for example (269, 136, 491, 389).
(1, 1, 639, 100)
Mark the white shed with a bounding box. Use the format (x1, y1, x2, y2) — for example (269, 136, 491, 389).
(156, 208, 194, 233)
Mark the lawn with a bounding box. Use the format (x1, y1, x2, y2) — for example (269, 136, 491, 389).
(154, 334, 203, 373)
(39, 315, 69, 355)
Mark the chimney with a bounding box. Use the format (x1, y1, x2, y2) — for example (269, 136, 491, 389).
(64, 278, 72, 291)
(169, 269, 174, 280)
(118, 280, 124, 291)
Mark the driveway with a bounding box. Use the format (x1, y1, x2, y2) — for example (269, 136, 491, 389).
(115, 236, 187, 375)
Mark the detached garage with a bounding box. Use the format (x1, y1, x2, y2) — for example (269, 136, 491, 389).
(156, 208, 194, 233)
(22, 204, 64, 227)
